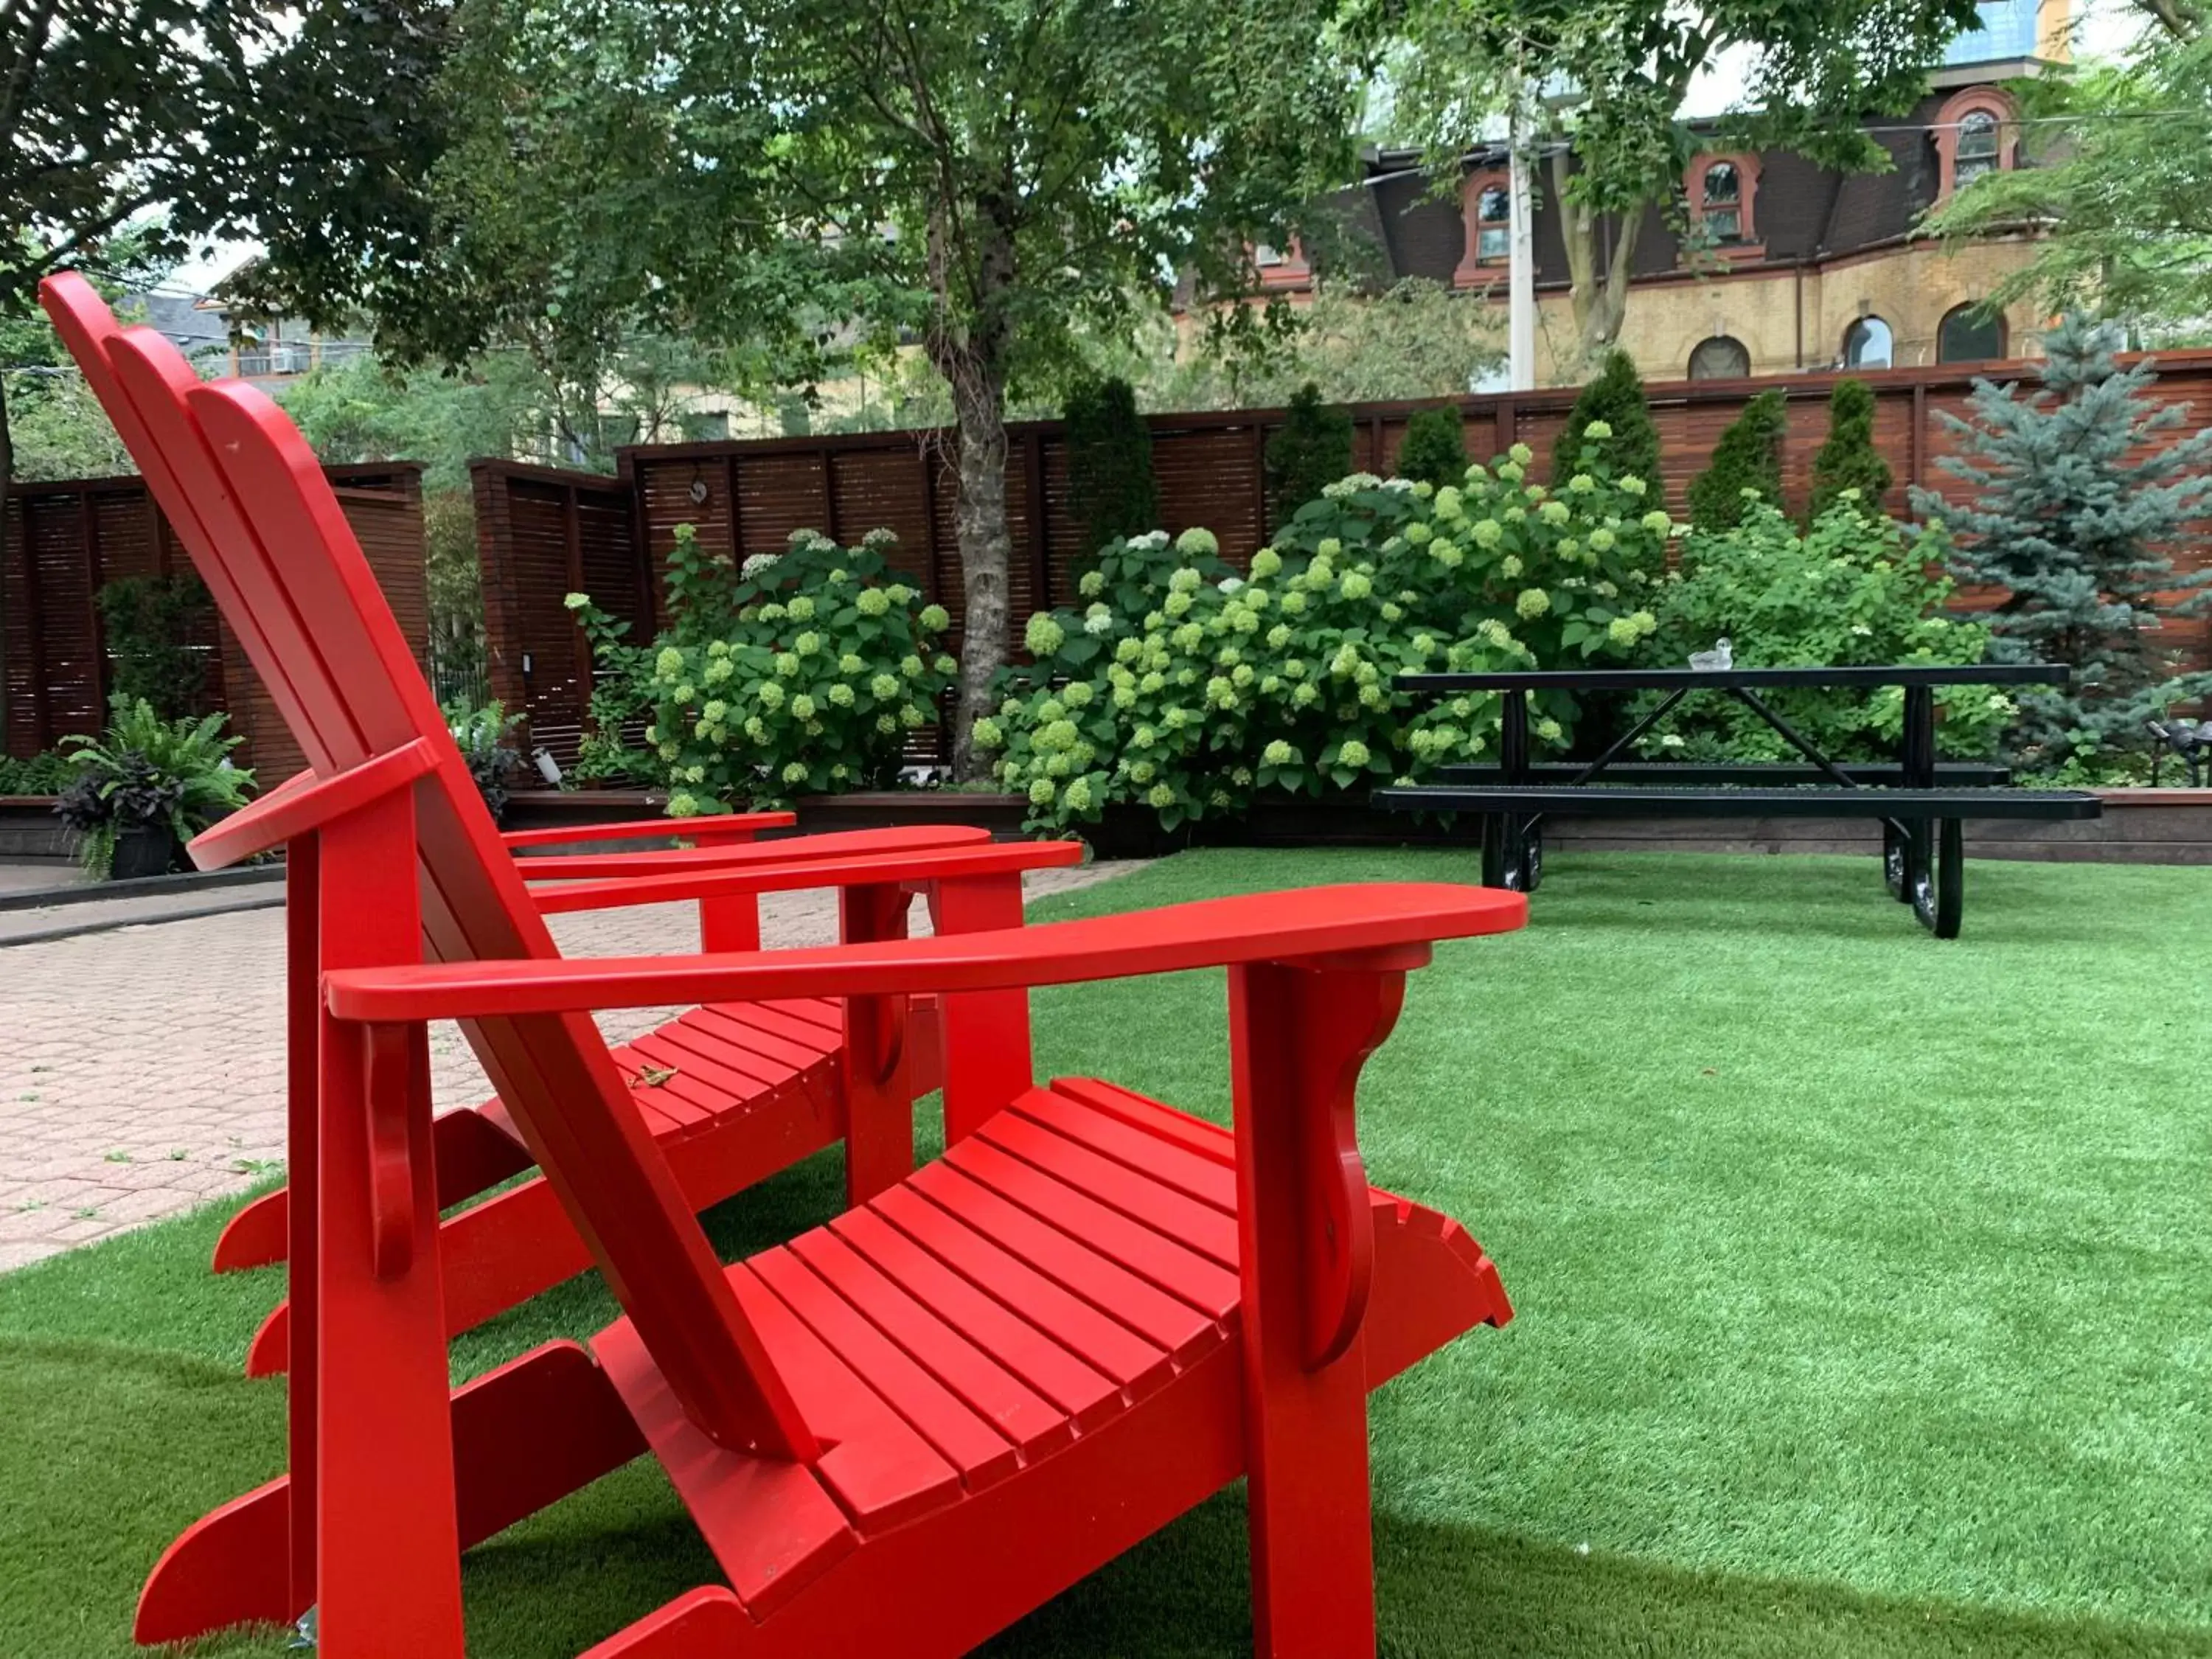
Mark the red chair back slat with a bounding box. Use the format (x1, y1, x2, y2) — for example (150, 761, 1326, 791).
(41, 276, 815, 1461)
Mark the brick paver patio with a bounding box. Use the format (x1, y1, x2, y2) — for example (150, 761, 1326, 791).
(0, 862, 1133, 1272)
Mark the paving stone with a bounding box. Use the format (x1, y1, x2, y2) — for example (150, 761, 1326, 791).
(0, 859, 1135, 1271)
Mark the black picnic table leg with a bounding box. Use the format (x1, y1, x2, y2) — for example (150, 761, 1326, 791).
(1893, 685, 1937, 907)
(1494, 690, 1539, 891)
(1935, 816, 1964, 938)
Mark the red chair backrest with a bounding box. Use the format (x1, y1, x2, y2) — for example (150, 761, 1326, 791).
(41, 274, 814, 1460)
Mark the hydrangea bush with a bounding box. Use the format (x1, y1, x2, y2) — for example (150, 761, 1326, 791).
(1638, 494, 2007, 761)
(568, 522, 956, 814)
(982, 428, 1674, 832)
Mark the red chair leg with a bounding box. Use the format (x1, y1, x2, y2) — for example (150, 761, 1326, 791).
(139, 1340, 644, 1646)
(212, 1186, 291, 1271)
(314, 1015, 465, 1657)
(1230, 961, 1397, 1659)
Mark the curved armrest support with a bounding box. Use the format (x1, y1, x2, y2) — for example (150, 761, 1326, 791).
(189, 738, 440, 871)
(327, 883, 1526, 1021)
(529, 839, 1085, 915)
(513, 823, 990, 881)
(500, 810, 793, 850)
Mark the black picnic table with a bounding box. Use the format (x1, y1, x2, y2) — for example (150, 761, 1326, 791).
(1374, 663, 2101, 937)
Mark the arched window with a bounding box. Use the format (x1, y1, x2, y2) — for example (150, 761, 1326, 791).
(1702, 163, 1742, 242)
(1455, 170, 1514, 287)
(1688, 335, 1751, 380)
(1938, 304, 2006, 363)
(1684, 153, 1761, 253)
(1955, 111, 2000, 188)
(1934, 88, 2017, 203)
(1843, 316, 1893, 370)
(1476, 185, 1511, 260)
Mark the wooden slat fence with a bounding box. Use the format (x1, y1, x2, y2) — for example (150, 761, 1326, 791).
(473, 355, 2212, 759)
(3, 463, 427, 776)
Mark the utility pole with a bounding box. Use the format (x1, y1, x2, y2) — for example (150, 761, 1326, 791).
(1507, 49, 1537, 392)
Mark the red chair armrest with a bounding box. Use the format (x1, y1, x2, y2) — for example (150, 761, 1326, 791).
(499, 810, 794, 850)
(512, 824, 990, 881)
(325, 883, 1526, 1020)
(188, 739, 441, 870)
(529, 840, 1084, 915)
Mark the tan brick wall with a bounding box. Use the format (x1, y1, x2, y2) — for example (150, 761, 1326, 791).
(1506, 237, 2048, 386)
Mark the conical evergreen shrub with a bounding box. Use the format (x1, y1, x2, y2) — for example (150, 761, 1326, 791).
(1265, 382, 1354, 528)
(1688, 389, 1787, 531)
(1394, 406, 1468, 490)
(1808, 378, 1893, 522)
(1062, 376, 1158, 554)
(1553, 350, 1661, 497)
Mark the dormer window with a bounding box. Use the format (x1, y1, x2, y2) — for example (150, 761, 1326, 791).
(1454, 170, 1513, 288)
(1683, 153, 1761, 258)
(1250, 234, 1311, 291)
(1955, 111, 2000, 187)
(1476, 186, 1510, 260)
(1935, 88, 2017, 203)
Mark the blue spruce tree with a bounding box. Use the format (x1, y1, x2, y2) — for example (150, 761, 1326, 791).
(1913, 315, 2212, 768)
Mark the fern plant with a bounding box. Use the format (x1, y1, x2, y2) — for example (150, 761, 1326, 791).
(54, 697, 254, 877)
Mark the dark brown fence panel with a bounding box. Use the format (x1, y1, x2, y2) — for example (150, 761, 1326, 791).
(470, 355, 2212, 757)
(470, 460, 641, 768)
(4, 463, 422, 771)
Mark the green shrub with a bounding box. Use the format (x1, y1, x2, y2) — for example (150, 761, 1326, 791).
(1554, 350, 1661, 498)
(569, 523, 957, 813)
(1062, 376, 1158, 555)
(1638, 495, 2006, 762)
(0, 751, 74, 794)
(1687, 389, 1787, 531)
(982, 430, 1674, 832)
(1264, 382, 1354, 529)
(1394, 406, 1469, 490)
(97, 572, 213, 718)
(1808, 378, 1892, 523)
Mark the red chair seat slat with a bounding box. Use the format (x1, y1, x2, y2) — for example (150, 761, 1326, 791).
(825, 1208, 1124, 1427)
(1048, 1076, 1242, 1169)
(684, 1006, 835, 1077)
(626, 1029, 790, 1105)
(944, 1135, 1239, 1313)
(1015, 1088, 1239, 1211)
(750, 1248, 1023, 1492)
(869, 1184, 1173, 1394)
(785, 1228, 1075, 1458)
(908, 1164, 1223, 1364)
(974, 1102, 1241, 1270)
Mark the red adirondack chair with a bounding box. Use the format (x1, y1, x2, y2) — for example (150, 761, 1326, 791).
(57, 279, 1528, 1655)
(41, 274, 1081, 1380)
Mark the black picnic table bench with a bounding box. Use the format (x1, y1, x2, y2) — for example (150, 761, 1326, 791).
(1373, 664, 2101, 938)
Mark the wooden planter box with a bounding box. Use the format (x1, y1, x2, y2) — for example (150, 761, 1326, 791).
(0, 796, 72, 860)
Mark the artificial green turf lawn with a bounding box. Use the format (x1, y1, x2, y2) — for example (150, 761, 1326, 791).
(5, 848, 2212, 1657)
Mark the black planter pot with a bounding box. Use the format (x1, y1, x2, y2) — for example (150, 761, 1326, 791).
(109, 821, 178, 881)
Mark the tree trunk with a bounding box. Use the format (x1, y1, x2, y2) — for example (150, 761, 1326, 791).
(945, 363, 1011, 780)
(928, 196, 1018, 782)
(1550, 149, 1646, 366)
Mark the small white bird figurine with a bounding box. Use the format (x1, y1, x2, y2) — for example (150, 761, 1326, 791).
(1688, 636, 1733, 672)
